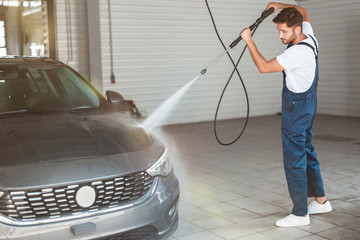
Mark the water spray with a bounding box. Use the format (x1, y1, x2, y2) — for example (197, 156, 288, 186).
(142, 74, 201, 131)
(203, 1, 274, 146)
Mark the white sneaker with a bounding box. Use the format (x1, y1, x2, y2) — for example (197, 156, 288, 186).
(308, 200, 332, 214)
(275, 214, 310, 227)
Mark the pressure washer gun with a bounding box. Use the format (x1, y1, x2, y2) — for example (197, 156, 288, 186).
(200, 7, 274, 75)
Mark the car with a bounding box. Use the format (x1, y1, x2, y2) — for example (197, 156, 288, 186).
(0, 56, 179, 240)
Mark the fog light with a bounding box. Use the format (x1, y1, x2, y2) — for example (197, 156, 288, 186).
(168, 204, 177, 219)
(166, 197, 178, 225)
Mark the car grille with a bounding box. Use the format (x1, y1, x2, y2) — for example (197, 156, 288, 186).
(93, 225, 158, 240)
(0, 171, 154, 222)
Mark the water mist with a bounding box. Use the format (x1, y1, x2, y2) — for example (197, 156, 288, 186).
(142, 74, 201, 131)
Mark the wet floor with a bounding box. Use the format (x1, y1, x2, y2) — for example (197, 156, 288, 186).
(160, 114, 360, 240)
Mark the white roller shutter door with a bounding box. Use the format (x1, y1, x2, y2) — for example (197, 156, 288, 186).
(55, 0, 89, 78)
(99, 0, 297, 125)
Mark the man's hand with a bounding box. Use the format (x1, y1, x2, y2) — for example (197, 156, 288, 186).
(266, 2, 282, 13)
(265, 2, 310, 22)
(239, 27, 284, 73)
(240, 28, 252, 44)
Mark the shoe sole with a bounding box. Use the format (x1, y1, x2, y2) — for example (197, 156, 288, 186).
(275, 222, 310, 227)
(309, 209, 332, 215)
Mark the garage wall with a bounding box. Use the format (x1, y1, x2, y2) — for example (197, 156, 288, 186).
(99, 0, 297, 125)
(55, 0, 89, 78)
(299, 0, 360, 117)
(53, 0, 359, 124)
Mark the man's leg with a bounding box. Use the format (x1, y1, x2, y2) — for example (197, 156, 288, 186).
(305, 127, 332, 214)
(277, 94, 311, 227)
(306, 127, 326, 199)
(282, 132, 308, 216)
(276, 131, 310, 227)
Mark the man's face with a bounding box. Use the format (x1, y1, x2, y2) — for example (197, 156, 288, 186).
(276, 23, 298, 45)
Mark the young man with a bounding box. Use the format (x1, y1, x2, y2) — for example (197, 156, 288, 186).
(239, 2, 332, 227)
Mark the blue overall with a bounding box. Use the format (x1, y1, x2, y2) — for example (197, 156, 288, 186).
(281, 35, 326, 216)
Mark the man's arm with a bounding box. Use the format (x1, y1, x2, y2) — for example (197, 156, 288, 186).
(239, 2, 310, 73)
(240, 28, 284, 73)
(266, 2, 310, 22)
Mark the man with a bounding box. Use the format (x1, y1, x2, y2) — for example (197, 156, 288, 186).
(240, 2, 332, 227)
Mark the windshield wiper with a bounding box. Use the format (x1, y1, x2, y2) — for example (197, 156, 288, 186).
(0, 110, 27, 115)
(0, 106, 97, 116)
(25, 107, 71, 113)
(26, 106, 95, 113)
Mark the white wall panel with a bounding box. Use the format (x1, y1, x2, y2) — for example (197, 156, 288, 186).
(55, 0, 89, 78)
(99, 0, 297, 125)
(299, 0, 360, 117)
(52, 0, 358, 124)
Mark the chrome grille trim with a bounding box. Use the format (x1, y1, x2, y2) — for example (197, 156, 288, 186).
(0, 172, 157, 226)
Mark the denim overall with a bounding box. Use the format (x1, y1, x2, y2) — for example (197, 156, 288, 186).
(281, 35, 325, 216)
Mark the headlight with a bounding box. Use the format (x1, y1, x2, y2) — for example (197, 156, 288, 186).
(0, 191, 4, 198)
(147, 149, 172, 177)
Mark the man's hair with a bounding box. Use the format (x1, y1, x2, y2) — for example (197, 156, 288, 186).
(272, 7, 303, 28)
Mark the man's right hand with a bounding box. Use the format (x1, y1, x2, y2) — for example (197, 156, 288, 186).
(266, 2, 310, 22)
(266, 2, 282, 13)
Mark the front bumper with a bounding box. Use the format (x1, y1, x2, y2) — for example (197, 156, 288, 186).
(0, 171, 179, 240)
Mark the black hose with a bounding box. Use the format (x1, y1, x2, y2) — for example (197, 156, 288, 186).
(204, 0, 259, 146)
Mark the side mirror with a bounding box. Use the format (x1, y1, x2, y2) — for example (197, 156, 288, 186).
(106, 90, 124, 108)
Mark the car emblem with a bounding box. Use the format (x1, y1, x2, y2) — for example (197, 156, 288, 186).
(75, 186, 96, 208)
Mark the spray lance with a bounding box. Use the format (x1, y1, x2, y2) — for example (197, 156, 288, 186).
(200, 7, 274, 76)
(201, 3, 274, 146)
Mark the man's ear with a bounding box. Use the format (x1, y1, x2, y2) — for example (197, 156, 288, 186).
(295, 25, 302, 35)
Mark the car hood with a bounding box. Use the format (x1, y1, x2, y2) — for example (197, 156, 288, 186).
(0, 111, 154, 166)
(0, 111, 165, 189)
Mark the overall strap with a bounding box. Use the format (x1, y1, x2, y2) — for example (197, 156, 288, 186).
(297, 35, 319, 59)
(282, 43, 292, 79)
(297, 35, 320, 90)
(308, 35, 318, 53)
(296, 42, 317, 59)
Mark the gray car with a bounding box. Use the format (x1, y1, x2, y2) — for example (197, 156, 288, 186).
(0, 57, 179, 240)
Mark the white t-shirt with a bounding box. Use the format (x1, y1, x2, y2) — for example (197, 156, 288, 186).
(276, 22, 318, 93)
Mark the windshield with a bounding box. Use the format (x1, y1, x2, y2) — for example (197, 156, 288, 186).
(0, 65, 100, 114)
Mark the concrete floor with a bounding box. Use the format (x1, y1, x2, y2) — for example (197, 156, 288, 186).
(158, 114, 360, 240)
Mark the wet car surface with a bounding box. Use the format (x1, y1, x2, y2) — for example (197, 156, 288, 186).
(0, 57, 179, 240)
